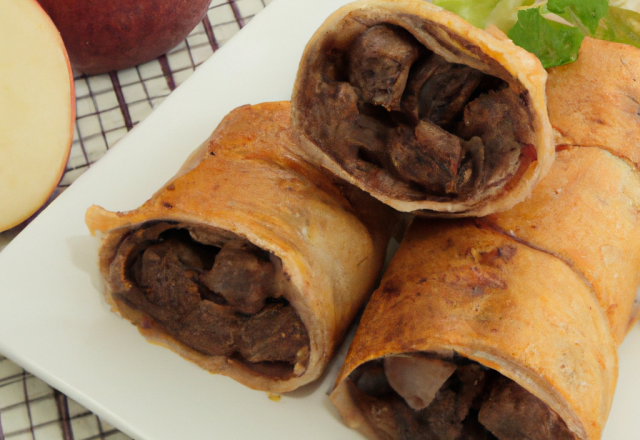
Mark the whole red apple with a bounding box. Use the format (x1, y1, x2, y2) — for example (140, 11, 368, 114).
(37, 0, 213, 75)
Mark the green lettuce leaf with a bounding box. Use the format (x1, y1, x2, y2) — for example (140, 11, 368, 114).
(432, 0, 502, 28)
(508, 7, 585, 67)
(546, 0, 609, 34)
(595, 6, 640, 48)
(436, 0, 640, 68)
(484, 0, 535, 32)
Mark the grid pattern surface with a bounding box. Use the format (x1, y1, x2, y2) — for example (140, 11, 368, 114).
(0, 0, 269, 438)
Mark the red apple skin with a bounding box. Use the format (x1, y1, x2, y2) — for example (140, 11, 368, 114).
(37, 0, 213, 75)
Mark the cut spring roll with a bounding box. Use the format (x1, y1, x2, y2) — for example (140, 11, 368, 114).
(479, 37, 640, 343)
(546, 37, 640, 166)
(291, 0, 554, 216)
(545, 36, 640, 332)
(331, 37, 640, 440)
(331, 219, 617, 440)
(85, 102, 395, 392)
(483, 147, 640, 344)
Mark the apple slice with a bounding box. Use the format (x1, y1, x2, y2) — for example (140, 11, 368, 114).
(0, 0, 75, 232)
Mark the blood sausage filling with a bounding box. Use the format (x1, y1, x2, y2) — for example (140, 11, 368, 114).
(108, 222, 310, 379)
(301, 23, 536, 202)
(346, 353, 578, 440)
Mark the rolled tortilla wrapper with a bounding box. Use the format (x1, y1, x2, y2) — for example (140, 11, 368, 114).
(483, 147, 640, 344)
(546, 37, 640, 331)
(291, 0, 554, 216)
(546, 37, 640, 166)
(477, 36, 640, 342)
(85, 101, 394, 393)
(331, 219, 617, 440)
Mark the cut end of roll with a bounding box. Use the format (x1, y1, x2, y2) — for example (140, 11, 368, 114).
(102, 221, 311, 381)
(332, 353, 580, 440)
(292, 0, 553, 216)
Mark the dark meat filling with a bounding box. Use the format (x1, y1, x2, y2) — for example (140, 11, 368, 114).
(348, 24, 420, 111)
(348, 355, 578, 440)
(113, 223, 310, 379)
(313, 23, 535, 201)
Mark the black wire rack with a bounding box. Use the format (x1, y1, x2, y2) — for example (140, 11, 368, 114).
(0, 0, 268, 438)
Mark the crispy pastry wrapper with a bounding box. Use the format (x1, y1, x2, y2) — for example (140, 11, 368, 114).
(331, 219, 617, 440)
(291, 0, 554, 216)
(484, 147, 640, 344)
(547, 37, 640, 166)
(331, 39, 640, 440)
(481, 37, 640, 343)
(85, 102, 395, 393)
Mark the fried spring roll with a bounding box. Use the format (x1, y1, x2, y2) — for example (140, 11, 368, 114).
(483, 147, 640, 344)
(291, 0, 554, 216)
(546, 37, 640, 166)
(331, 37, 640, 440)
(331, 219, 617, 440)
(85, 102, 394, 392)
(545, 37, 640, 331)
(475, 37, 640, 343)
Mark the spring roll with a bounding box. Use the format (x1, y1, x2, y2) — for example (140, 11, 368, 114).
(483, 147, 640, 344)
(546, 37, 640, 331)
(85, 102, 394, 393)
(291, 0, 554, 216)
(475, 37, 640, 342)
(546, 37, 640, 166)
(331, 39, 640, 439)
(331, 219, 617, 440)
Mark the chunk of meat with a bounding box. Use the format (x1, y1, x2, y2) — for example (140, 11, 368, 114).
(456, 364, 489, 414)
(384, 355, 456, 411)
(390, 396, 438, 440)
(400, 53, 441, 125)
(112, 223, 311, 376)
(342, 111, 393, 172)
(172, 301, 242, 357)
(320, 81, 362, 161)
(414, 121, 463, 176)
(461, 418, 499, 440)
(133, 238, 202, 321)
(349, 25, 420, 111)
(239, 303, 309, 364)
(389, 122, 463, 194)
(420, 387, 463, 440)
(459, 88, 533, 146)
(415, 57, 485, 128)
(199, 241, 274, 315)
(478, 377, 578, 440)
(354, 362, 395, 398)
(458, 88, 530, 188)
(414, 364, 489, 440)
(457, 136, 486, 197)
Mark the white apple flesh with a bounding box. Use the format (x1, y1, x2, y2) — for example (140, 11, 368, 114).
(0, 0, 74, 232)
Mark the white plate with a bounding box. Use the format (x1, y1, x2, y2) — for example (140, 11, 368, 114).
(0, 0, 638, 438)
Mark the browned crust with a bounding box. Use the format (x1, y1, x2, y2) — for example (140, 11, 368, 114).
(484, 147, 640, 344)
(291, 0, 554, 216)
(86, 102, 395, 392)
(547, 37, 640, 167)
(331, 219, 617, 440)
